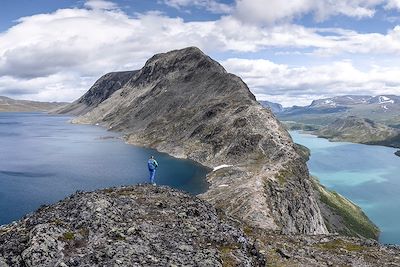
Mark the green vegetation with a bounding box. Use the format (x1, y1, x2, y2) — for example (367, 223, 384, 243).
(313, 178, 379, 240)
(218, 244, 239, 267)
(316, 239, 364, 252)
(274, 166, 298, 186)
(62, 232, 75, 241)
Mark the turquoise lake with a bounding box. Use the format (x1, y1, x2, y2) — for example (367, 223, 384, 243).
(0, 113, 209, 225)
(290, 131, 400, 244)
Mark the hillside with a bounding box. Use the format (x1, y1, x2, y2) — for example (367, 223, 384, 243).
(317, 116, 400, 148)
(278, 95, 400, 127)
(56, 47, 380, 241)
(0, 96, 66, 112)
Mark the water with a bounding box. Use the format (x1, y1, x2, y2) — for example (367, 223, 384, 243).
(290, 131, 400, 244)
(0, 113, 209, 225)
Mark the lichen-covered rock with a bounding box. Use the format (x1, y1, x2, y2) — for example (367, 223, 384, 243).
(0, 185, 265, 267)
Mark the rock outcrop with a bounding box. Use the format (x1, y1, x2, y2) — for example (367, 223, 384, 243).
(58, 47, 329, 235)
(0, 185, 264, 267)
(0, 96, 66, 112)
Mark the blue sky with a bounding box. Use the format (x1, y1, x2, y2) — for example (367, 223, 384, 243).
(1, 0, 400, 106)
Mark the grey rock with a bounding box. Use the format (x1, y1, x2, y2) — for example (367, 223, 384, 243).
(0, 185, 265, 267)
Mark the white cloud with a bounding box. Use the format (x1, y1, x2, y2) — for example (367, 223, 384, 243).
(385, 0, 400, 9)
(163, 0, 233, 13)
(234, 0, 384, 24)
(222, 58, 400, 106)
(84, 0, 119, 10)
(1, 0, 400, 103)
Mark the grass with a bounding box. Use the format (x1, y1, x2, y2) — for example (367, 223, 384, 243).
(313, 178, 379, 240)
(316, 239, 365, 252)
(274, 167, 296, 186)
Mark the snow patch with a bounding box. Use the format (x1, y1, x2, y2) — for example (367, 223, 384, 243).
(213, 164, 233, 171)
(379, 96, 394, 104)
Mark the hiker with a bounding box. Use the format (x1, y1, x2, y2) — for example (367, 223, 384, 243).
(147, 156, 159, 185)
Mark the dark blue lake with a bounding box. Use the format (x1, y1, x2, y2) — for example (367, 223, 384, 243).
(0, 112, 209, 225)
(290, 131, 400, 244)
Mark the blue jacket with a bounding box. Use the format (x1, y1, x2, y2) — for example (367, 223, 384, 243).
(148, 159, 158, 171)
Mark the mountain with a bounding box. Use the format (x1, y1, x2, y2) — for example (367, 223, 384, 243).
(54, 71, 137, 115)
(57, 47, 330, 235)
(0, 96, 66, 112)
(0, 185, 265, 266)
(259, 100, 284, 113)
(316, 116, 400, 147)
(279, 94, 400, 127)
(56, 47, 378, 239)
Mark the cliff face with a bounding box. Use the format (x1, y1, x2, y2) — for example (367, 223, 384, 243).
(58, 47, 328, 235)
(0, 185, 264, 267)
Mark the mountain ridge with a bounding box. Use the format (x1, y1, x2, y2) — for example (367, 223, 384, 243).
(57, 47, 331, 235)
(0, 96, 67, 112)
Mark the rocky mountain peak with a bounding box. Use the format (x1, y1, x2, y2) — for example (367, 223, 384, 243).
(57, 47, 348, 236)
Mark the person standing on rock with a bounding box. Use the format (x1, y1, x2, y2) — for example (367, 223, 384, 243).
(147, 156, 159, 185)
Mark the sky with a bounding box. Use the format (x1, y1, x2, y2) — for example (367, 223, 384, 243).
(1, 0, 400, 106)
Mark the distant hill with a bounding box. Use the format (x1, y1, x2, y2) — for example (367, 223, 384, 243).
(0, 96, 67, 112)
(259, 100, 284, 113)
(278, 95, 400, 127)
(316, 116, 400, 148)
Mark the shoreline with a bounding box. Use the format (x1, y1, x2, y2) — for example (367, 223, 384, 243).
(290, 130, 400, 244)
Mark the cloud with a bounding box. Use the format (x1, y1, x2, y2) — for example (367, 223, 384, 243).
(222, 58, 400, 106)
(1, 0, 400, 103)
(84, 0, 119, 10)
(385, 0, 400, 9)
(234, 0, 383, 24)
(163, 0, 233, 13)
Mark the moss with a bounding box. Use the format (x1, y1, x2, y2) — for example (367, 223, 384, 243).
(265, 248, 288, 267)
(316, 239, 364, 252)
(218, 244, 239, 267)
(63, 232, 75, 241)
(275, 167, 296, 186)
(313, 178, 379, 240)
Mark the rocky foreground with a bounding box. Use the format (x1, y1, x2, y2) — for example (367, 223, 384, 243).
(1, 185, 399, 267)
(0, 185, 264, 267)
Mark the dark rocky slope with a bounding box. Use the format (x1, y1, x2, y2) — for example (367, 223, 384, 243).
(58, 47, 329, 235)
(0, 185, 264, 267)
(0, 96, 66, 112)
(54, 71, 137, 115)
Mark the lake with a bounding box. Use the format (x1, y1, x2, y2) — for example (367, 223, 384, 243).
(290, 131, 400, 244)
(0, 113, 209, 225)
